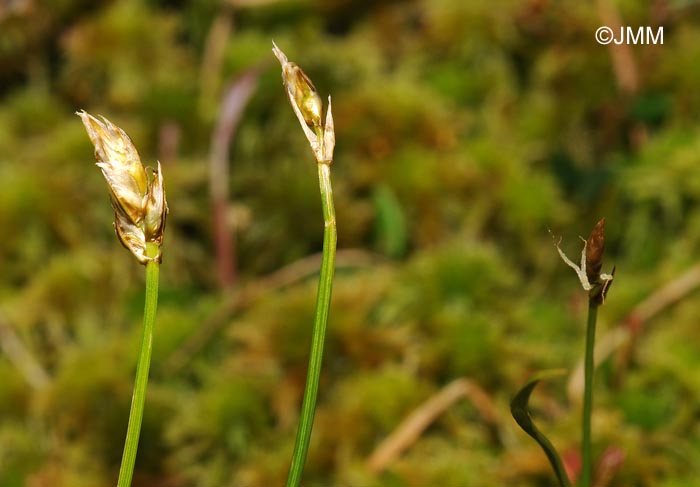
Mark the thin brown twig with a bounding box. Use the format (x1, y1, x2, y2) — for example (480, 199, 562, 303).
(226, 0, 283, 6)
(162, 249, 383, 375)
(595, 0, 639, 94)
(0, 314, 50, 389)
(615, 263, 700, 381)
(158, 121, 181, 167)
(626, 264, 700, 325)
(198, 7, 234, 114)
(210, 69, 260, 288)
(593, 446, 626, 487)
(366, 377, 499, 474)
(568, 263, 700, 401)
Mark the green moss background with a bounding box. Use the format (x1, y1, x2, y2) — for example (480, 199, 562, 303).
(1, 0, 700, 485)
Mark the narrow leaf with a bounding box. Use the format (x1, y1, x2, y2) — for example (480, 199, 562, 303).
(511, 369, 572, 487)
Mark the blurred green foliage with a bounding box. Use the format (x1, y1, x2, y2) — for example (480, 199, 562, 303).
(1, 0, 700, 485)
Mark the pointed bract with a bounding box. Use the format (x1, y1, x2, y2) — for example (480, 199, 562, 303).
(145, 162, 168, 244)
(322, 96, 335, 164)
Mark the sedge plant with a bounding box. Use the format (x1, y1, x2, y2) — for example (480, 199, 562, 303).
(511, 219, 614, 487)
(77, 111, 168, 487)
(555, 219, 614, 486)
(272, 42, 337, 487)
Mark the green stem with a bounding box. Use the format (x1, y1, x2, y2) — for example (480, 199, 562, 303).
(117, 242, 161, 487)
(580, 300, 598, 487)
(286, 162, 337, 487)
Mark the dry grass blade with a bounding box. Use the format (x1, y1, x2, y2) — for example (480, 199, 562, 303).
(367, 377, 499, 474)
(210, 69, 261, 287)
(568, 263, 700, 400)
(0, 315, 50, 389)
(162, 249, 383, 374)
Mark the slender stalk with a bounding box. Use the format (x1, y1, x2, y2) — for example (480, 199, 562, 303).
(117, 242, 161, 487)
(286, 162, 337, 487)
(580, 300, 599, 487)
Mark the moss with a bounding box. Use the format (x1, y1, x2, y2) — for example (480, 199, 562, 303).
(1, 0, 700, 484)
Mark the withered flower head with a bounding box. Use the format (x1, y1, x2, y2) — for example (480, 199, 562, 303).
(77, 110, 168, 264)
(552, 218, 614, 304)
(272, 41, 335, 165)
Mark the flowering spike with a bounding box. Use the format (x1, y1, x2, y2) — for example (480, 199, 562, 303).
(272, 41, 335, 165)
(551, 219, 614, 304)
(78, 111, 168, 264)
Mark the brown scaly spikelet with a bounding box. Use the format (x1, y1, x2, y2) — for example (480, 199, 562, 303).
(552, 218, 614, 304)
(585, 218, 605, 284)
(77, 110, 168, 264)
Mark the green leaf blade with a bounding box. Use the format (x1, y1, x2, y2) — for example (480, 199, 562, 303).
(510, 369, 572, 487)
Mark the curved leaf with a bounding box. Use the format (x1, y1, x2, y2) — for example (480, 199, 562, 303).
(510, 369, 572, 487)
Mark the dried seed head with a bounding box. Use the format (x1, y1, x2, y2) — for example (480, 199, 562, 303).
(585, 218, 605, 284)
(552, 218, 614, 304)
(77, 110, 168, 264)
(77, 111, 148, 225)
(272, 41, 335, 165)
